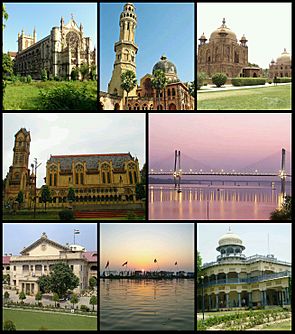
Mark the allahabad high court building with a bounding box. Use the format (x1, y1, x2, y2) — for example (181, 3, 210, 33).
(99, 3, 194, 111)
(3, 128, 142, 208)
(197, 229, 291, 311)
(2, 232, 97, 295)
(12, 15, 96, 79)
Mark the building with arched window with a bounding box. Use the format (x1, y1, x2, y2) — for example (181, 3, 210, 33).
(2, 232, 97, 295)
(99, 3, 194, 110)
(197, 18, 259, 78)
(197, 228, 291, 311)
(269, 48, 292, 79)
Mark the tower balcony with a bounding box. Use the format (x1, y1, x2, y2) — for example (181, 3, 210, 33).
(217, 253, 246, 261)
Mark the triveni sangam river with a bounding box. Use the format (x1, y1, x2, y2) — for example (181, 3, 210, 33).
(100, 279, 194, 330)
(149, 179, 291, 220)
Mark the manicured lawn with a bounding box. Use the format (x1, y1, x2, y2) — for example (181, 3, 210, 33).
(3, 308, 97, 330)
(261, 320, 291, 330)
(3, 210, 60, 220)
(3, 81, 97, 110)
(197, 84, 291, 110)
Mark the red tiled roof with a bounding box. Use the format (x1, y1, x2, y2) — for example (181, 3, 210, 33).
(8, 51, 17, 57)
(83, 251, 97, 262)
(3, 256, 11, 264)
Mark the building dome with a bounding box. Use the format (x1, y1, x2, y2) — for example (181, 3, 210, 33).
(210, 18, 237, 42)
(152, 54, 178, 80)
(276, 48, 291, 64)
(218, 232, 243, 247)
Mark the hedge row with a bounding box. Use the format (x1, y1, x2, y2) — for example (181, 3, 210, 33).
(231, 78, 266, 86)
(274, 77, 291, 83)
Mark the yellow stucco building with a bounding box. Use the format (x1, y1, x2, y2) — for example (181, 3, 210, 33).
(197, 229, 291, 311)
(3, 232, 97, 295)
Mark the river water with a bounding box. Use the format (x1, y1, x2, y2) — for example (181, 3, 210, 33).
(149, 180, 291, 220)
(100, 279, 194, 330)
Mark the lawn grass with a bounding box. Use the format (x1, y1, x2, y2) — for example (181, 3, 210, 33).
(197, 84, 291, 110)
(3, 308, 97, 330)
(261, 319, 291, 330)
(3, 81, 97, 110)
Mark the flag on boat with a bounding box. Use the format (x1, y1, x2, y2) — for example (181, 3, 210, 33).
(154, 259, 157, 263)
(74, 229, 80, 234)
(105, 260, 109, 269)
(122, 261, 128, 266)
(175, 261, 178, 265)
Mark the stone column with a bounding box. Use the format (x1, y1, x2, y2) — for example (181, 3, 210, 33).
(260, 290, 264, 306)
(264, 290, 268, 306)
(226, 293, 229, 308)
(248, 291, 252, 307)
(208, 295, 211, 310)
(237, 272, 240, 283)
(225, 273, 228, 283)
(215, 275, 218, 285)
(238, 292, 241, 307)
(285, 287, 289, 304)
(216, 293, 219, 309)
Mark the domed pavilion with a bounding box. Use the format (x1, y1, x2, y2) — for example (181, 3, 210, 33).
(269, 48, 292, 79)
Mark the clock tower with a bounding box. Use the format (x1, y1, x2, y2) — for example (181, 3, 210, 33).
(108, 3, 138, 98)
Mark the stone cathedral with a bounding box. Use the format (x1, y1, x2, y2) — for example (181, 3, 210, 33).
(100, 2, 194, 110)
(14, 15, 96, 79)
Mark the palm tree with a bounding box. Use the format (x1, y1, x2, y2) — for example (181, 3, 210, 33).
(121, 70, 137, 110)
(151, 69, 168, 110)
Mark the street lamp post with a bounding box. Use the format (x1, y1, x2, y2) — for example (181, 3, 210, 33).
(201, 275, 205, 322)
(33, 158, 42, 219)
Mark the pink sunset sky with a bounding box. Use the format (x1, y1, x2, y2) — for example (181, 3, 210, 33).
(149, 113, 291, 170)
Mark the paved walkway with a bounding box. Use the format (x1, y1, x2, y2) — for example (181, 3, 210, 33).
(198, 82, 291, 93)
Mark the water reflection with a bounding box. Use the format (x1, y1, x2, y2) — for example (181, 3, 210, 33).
(149, 181, 291, 220)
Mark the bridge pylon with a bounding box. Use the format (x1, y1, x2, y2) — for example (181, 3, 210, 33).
(173, 150, 181, 192)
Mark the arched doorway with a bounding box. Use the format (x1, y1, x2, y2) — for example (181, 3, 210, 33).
(169, 103, 177, 110)
(253, 72, 257, 77)
(114, 103, 120, 110)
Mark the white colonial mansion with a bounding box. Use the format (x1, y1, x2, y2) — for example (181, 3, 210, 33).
(2, 232, 97, 295)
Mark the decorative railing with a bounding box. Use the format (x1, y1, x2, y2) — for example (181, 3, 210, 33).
(201, 270, 291, 287)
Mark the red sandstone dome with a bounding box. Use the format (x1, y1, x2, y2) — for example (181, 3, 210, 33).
(209, 18, 237, 42)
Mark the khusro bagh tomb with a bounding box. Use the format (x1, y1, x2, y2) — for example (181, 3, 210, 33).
(197, 228, 291, 311)
(2, 232, 97, 295)
(197, 18, 262, 78)
(99, 3, 194, 110)
(3, 128, 141, 208)
(13, 15, 96, 79)
(269, 48, 292, 79)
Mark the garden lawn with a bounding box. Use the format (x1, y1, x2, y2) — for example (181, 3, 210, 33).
(3, 308, 97, 330)
(197, 84, 291, 110)
(3, 81, 97, 110)
(261, 319, 291, 330)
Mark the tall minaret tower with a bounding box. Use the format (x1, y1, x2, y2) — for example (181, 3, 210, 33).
(108, 3, 138, 97)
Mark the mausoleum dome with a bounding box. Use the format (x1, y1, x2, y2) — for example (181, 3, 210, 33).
(276, 48, 291, 64)
(152, 54, 177, 76)
(218, 232, 243, 247)
(210, 18, 237, 42)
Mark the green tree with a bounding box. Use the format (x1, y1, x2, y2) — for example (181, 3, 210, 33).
(90, 64, 96, 80)
(40, 185, 52, 212)
(70, 293, 78, 309)
(212, 73, 227, 87)
(3, 4, 8, 30)
(80, 63, 89, 81)
(89, 295, 97, 312)
(49, 262, 79, 298)
(52, 292, 59, 308)
(270, 196, 292, 220)
(140, 163, 146, 184)
(197, 251, 202, 277)
(135, 183, 145, 200)
(3, 320, 16, 331)
(37, 275, 51, 293)
(89, 277, 96, 290)
(4, 291, 10, 303)
(35, 291, 42, 302)
(188, 81, 195, 97)
(67, 187, 76, 202)
(15, 190, 24, 209)
(3, 53, 14, 77)
(3, 274, 10, 284)
(121, 70, 137, 110)
(41, 69, 47, 81)
(151, 69, 168, 110)
(19, 291, 26, 303)
(71, 67, 79, 81)
(197, 72, 206, 90)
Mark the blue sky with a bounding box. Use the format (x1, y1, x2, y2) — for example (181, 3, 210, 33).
(3, 2, 97, 53)
(3, 223, 97, 255)
(100, 2, 194, 92)
(198, 223, 291, 264)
